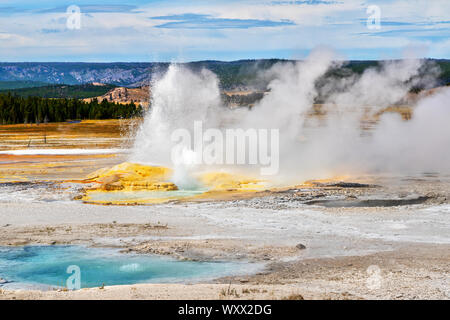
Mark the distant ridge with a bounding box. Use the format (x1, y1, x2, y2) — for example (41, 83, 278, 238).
(0, 80, 49, 90)
(0, 59, 449, 90)
(0, 83, 117, 99)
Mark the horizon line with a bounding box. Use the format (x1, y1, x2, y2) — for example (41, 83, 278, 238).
(0, 57, 449, 64)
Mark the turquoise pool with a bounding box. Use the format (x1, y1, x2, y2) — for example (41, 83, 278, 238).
(0, 245, 252, 290)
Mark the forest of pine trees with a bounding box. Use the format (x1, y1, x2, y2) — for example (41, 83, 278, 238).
(0, 93, 143, 124)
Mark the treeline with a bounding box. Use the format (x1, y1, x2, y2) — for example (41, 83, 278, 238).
(0, 80, 48, 90)
(0, 83, 117, 99)
(0, 93, 143, 125)
(221, 92, 265, 107)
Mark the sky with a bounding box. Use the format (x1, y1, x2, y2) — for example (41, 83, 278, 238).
(0, 0, 449, 62)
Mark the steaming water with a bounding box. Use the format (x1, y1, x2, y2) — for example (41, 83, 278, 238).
(132, 65, 221, 168)
(0, 246, 254, 290)
(130, 52, 450, 183)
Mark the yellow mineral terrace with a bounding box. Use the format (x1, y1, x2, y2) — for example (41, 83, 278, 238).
(80, 162, 268, 205)
(85, 162, 177, 192)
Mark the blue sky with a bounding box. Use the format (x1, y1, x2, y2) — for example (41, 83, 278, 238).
(0, 0, 449, 61)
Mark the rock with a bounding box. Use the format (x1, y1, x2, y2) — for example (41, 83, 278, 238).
(296, 243, 307, 250)
(436, 196, 447, 204)
(329, 182, 375, 188)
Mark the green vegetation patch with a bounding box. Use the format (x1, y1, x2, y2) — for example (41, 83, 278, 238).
(0, 83, 117, 99)
(0, 81, 49, 90)
(0, 93, 142, 125)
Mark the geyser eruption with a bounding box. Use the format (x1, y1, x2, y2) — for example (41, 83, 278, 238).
(130, 48, 450, 186)
(131, 65, 223, 189)
(131, 64, 222, 167)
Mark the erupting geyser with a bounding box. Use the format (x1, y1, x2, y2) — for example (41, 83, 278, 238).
(83, 48, 450, 204)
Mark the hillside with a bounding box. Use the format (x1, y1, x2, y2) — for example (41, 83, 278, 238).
(0, 62, 154, 87)
(1, 60, 448, 91)
(0, 80, 49, 90)
(84, 86, 150, 108)
(0, 83, 117, 99)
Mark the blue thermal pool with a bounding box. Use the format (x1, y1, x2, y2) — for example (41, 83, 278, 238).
(0, 245, 254, 290)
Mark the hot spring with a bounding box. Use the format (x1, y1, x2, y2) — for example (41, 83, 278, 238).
(0, 245, 256, 290)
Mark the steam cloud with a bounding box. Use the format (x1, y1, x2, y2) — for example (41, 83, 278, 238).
(131, 48, 450, 184)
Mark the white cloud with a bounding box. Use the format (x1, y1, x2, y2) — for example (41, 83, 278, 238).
(0, 0, 448, 61)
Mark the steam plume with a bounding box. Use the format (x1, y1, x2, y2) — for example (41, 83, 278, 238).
(131, 48, 449, 184)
